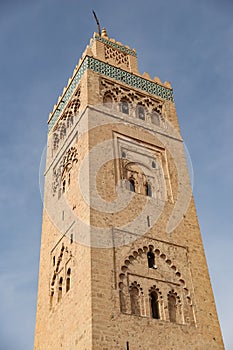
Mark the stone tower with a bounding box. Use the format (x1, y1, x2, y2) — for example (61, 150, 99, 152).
(34, 28, 224, 349)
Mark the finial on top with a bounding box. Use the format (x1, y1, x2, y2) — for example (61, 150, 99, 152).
(92, 10, 101, 36)
(101, 28, 108, 38)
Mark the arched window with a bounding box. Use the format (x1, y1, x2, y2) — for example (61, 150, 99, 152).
(129, 178, 135, 192)
(168, 294, 177, 322)
(130, 286, 140, 316)
(145, 182, 152, 197)
(147, 247, 157, 269)
(58, 277, 63, 302)
(136, 105, 145, 120)
(151, 111, 160, 126)
(121, 99, 129, 114)
(103, 94, 113, 108)
(66, 268, 71, 292)
(150, 291, 160, 319)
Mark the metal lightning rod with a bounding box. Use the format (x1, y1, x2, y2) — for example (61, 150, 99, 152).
(92, 10, 101, 36)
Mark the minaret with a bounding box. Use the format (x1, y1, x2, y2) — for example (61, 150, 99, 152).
(34, 28, 224, 349)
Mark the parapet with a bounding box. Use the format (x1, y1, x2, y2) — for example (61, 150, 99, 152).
(48, 29, 173, 131)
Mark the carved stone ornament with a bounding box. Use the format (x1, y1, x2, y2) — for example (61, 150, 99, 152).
(52, 146, 78, 195)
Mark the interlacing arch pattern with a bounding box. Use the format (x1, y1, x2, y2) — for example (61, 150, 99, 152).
(104, 45, 130, 68)
(148, 285, 163, 299)
(50, 243, 72, 309)
(118, 244, 194, 324)
(101, 79, 165, 127)
(103, 90, 117, 106)
(122, 161, 154, 197)
(52, 146, 78, 196)
(52, 87, 81, 153)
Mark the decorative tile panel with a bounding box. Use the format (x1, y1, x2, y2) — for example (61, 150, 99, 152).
(48, 57, 174, 131)
(93, 34, 137, 57)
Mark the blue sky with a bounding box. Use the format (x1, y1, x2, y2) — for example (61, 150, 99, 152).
(0, 0, 232, 349)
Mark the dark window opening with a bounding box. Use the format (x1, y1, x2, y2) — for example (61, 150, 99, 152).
(66, 279, 70, 290)
(121, 100, 129, 114)
(58, 277, 63, 302)
(147, 247, 157, 269)
(129, 178, 135, 192)
(150, 291, 160, 319)
(145, 182, 152, 197)
(66, 268, 71, 292)
(62, 180, 66, 193)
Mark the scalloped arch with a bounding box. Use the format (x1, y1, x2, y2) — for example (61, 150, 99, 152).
(119, 244, 192, 302)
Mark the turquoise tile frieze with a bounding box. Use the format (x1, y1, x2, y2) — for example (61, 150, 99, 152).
(93, 34, 137, 57)
(48, 60, 87, 131)
(87, 57, 174, 101)
(48, 56, 174, 131)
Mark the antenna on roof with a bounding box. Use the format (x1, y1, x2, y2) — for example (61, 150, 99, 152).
(92, 10, 101, 36)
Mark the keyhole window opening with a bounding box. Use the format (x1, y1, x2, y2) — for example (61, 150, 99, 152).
(147, 248, 157, 269)
(58, 277, 63, 302)
(145, 182, 152, 197)
(130, 287, 140, 316)
(66, 268, 71, 292)
(129, 178, 135, 192)
(150, 291, 160, 319)
(137, 105, 145, 120)
(121, 100, 129, 114)
(168, 295, 177, 323)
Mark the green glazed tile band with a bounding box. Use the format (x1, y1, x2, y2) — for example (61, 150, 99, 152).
(93, 34, 137, 57)
(48, 56, 174, 131)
